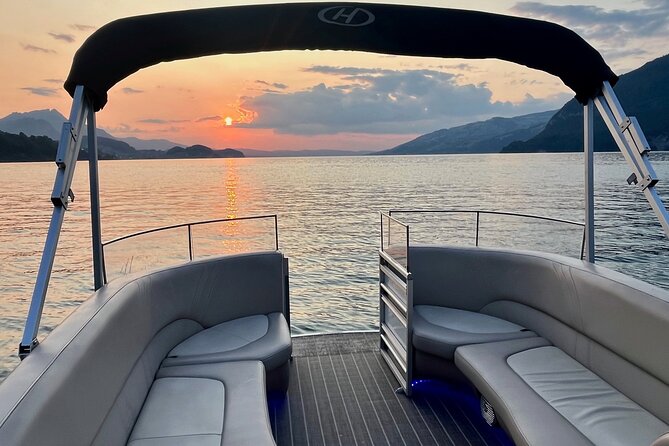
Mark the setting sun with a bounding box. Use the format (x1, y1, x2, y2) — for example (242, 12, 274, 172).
(224, 116, 233, 126)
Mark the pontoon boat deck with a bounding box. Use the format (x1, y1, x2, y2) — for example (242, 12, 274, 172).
(1, 3, 669, 446)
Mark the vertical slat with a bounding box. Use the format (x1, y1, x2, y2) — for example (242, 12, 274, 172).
(475, 212, 480, 247)
(274, 214, 279, 250)
(283, 256, 291, 330)
(187, 224, 193, 260)
(584, 100, 595, 263)
(87, 107, 105, 289)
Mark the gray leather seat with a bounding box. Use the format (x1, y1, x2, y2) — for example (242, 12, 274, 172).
(129, 360, 275, 446)
(412, 305, 536, 359)
(162, 312, 291, 372)
(0, 253, 288, 445)
(455, 338, 669, 446)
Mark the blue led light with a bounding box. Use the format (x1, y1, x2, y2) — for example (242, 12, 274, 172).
(410, 378, 515, 446)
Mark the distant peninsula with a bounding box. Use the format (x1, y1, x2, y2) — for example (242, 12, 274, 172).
(0, 131, 243, 162)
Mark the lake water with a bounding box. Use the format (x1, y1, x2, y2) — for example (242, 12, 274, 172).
(1, 152, 668, 380)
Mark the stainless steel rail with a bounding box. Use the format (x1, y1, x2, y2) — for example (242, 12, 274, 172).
(103, 214, 279, 249)
(388, 209, 586, 259)
(102, 214, 279, 281)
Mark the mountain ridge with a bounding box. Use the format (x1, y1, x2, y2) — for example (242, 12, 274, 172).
(0, 109, 185, 150)
(378, 110, 556, 155)
(503, 53, 669, 152)
(0, 130, 243, 162)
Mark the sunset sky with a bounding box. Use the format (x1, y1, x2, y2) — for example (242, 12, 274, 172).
(1, 0, 668, 151)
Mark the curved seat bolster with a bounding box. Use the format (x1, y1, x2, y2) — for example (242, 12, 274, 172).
(412, 306, 536, 360)
(155, 361, 275, 446)
(507, 346, 669, 446)
(93, 319, 203, 445)
(454, 337, 593, 446)
(162, 312, 292, 371)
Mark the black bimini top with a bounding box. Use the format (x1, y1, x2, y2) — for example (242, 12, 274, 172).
(64, 2, 617, 111)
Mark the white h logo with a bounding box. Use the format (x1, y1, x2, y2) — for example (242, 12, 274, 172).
(318, 6, 375, 27)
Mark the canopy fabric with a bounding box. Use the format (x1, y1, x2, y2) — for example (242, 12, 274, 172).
(64, 2, 618, 111)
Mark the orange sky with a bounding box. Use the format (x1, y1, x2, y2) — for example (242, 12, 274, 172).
(1, 0, 667, 150)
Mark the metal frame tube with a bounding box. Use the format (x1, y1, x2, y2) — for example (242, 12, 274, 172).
(87, 108, 105, 289)
(20, 86, 89, 358)
(594, 82, 669, 238)
(19, 206, 66, 357)
(584, 100, 595, 263)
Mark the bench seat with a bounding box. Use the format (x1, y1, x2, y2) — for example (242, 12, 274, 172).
(162, 313, 291, 371)
(455, 338, 669, 446)
(129, 361, 275, 446)
(413, 305, 536, 360)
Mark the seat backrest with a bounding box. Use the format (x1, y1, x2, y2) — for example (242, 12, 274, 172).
(410, 245, 669, 423)
(0, 251, 286, 445)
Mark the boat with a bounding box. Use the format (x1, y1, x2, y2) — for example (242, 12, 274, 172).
(1, 3, 669, 445)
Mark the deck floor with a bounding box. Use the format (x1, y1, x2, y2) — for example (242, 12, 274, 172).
(268, 332, 513, 446)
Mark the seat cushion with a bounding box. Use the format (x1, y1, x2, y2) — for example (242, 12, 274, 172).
(162, 312, 291, 371)
(507, 346, 668, 446)
(132, 361, 276, 446)
(128, 377, 225, 446)
(455, 337, 590, 446)
(455, 338, 669, 446)
(413, 305, 536, 359)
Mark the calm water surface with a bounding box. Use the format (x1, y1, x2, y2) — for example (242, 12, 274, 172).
(1, 153, 668, 380)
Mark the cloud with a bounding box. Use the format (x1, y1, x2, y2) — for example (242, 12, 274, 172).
(510, 1, 669, 66)
(138, 118, 188, 124)
(21, 44, 56, 54)
(255, 80, 288, 90)
(196, 115, 222, 123)
(435, 63, 476, 72)
(240, 67, 570, 135)
(48, 32, 75, 43)
(106, 123, 146, 134)
(304, 66, 395, 76)
(121, 87, 143, 94)
(70, 24, 96, 32)
(21, 87, 59, 97)
(43, 78, 64, 84)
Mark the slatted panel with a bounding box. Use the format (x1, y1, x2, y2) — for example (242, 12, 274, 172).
(268, 333, 514, 446)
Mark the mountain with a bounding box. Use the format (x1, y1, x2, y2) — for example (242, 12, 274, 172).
(119, 136, 184, 151)
(0, 109, 64, 139)
(378, 110, 556, 155)
(0, 131, 58, 162)
(0, 130, 243, 162)
(0, 109, 183, 149)
(165, 145, 244, 158)
(241, 148, 369, 157)
(504, 53, 669, 152)
(85, 139, 243, 159)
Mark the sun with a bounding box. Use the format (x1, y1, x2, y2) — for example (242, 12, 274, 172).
(224, 116, 233, 126)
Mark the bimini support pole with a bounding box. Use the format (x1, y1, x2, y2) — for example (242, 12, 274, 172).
(87, 107, 105, 289)
(584, 100, 595, 263)
(19, 85, 90, 359)
(594, 81, 669, 238)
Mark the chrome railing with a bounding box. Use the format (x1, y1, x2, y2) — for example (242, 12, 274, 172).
(388, 209, 586, 259)
(378, 212, 413, 395)
(102, 214, 279, 282)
